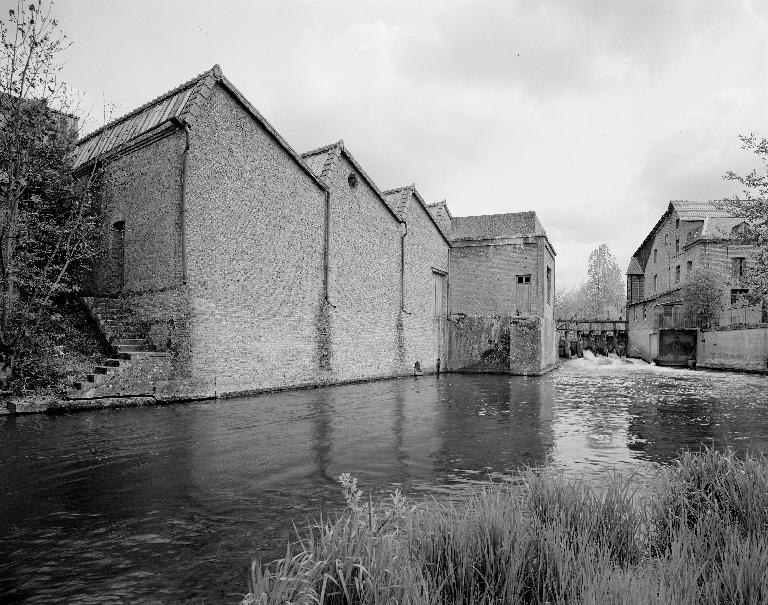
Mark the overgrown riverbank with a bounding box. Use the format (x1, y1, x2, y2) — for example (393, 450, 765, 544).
(243, 448, 768, 604)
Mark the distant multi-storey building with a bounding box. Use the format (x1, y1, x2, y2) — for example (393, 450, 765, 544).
(626, 200, 758, 363)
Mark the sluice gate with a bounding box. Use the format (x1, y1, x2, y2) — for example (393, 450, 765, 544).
(556, 319, 628, 358)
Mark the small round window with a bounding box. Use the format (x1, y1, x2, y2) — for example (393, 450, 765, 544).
(348, 173, 358, 188)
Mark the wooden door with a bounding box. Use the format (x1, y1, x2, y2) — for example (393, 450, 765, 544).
(516, 274, 531, 313)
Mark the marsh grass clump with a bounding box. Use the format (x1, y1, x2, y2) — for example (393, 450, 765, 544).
(241, 447, 768, 605)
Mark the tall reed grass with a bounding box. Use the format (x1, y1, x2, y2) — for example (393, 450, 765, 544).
(241, 447, 768, 604)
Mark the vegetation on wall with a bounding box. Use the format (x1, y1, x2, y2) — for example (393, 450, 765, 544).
(0, 1, 98, 391)
(682, 267, 723, 329)
(722, 134, 768, 306)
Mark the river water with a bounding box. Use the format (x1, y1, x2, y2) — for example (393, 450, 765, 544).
(2, 358, 768, 603)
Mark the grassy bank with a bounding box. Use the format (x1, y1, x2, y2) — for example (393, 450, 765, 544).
(242, 448, 768, 604)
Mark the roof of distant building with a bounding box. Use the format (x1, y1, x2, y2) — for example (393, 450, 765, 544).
(629, 200, 748, 273)
(450, 211, 544, 240)
(301, 140, 402, 224)
(74, 65, 324, 190)
(671, 200, 734, 221)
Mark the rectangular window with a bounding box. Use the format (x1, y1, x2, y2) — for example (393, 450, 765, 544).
(546, 266, 552, 305)
(676, 218, 680, 229)
(732, 257, 745, 278)
(643, 303, 647, 320)
(731, 288, 749, 306)
(654, 249, 657, 263)
(675, 265, 680, 283)
(516, 274, 531, 313)
(653, 274, 658, 292)
(675, 238, 679, 253)
(686, 260, 692, 272)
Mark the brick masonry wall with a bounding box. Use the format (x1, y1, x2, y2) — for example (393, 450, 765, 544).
(90, 131, 184, 295)
(185, 84, 328, 395)
(402, 193, 449, 374)
(449, 238, 553, 317)
(446, 314, 558, 375)
(323, 153, 404, 381)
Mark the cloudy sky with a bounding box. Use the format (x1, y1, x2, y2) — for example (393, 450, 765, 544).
(25, 0, 768, 288)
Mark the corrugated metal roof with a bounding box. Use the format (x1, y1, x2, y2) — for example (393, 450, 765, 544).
(74, 66, 219, 169)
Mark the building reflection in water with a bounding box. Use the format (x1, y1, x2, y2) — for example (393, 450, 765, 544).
(430, 374, 555, 485)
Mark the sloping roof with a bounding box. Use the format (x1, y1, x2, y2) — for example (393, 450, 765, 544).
(450, 211, 544, 240)
(301, 141, 341, 182)
(626, 257, 643, 275)
(74, 65, 325, 191)
(427, 201, 453, 237)
(630, 200, 749, 272)
(75, 66, 221, 169)
(701, 216, 746, 239)
(672, 200, 733, 220)
(301, 141, 402, 224)
(383, 185, 452, 245)
(383, 186, 411, 216)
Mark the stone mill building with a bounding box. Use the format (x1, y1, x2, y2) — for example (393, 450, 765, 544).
(68, 65, 557, 403)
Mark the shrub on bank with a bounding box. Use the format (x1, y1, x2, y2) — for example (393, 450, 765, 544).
(242, 448, 768, 605)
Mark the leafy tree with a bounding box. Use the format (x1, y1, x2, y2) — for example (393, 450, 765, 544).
(722, 134, 768, 304)
(0, 1, 97, 390)
(682, 267, 722, 328)
(583, 244, 625, 319)
(555, 245, 625, 320)
(554, 285, 588, 320)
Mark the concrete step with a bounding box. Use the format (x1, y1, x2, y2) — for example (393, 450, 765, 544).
(112, 338, 148, 347)
(116, 344, 156, 353)
(119, 351, 170, 360)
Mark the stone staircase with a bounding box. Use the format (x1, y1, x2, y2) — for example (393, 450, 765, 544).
(66, 297, 171, 400)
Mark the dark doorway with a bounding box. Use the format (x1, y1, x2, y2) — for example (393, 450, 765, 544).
(111, 221, 125, 294)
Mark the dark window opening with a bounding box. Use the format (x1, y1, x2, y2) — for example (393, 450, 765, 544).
(675, 238, 679, 253)
(687, 260, 692, 272)
(676, 218, 680, 228)
(654, 249, 657, 263)
(731, 288, 749, 305)
(675, 265, 680, 283)
(546, 266, 552, 305)
(732, 257, 746, 278)
(348, 173, 358, 188)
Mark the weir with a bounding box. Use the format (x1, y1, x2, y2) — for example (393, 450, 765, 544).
(556, 318, 629, 358)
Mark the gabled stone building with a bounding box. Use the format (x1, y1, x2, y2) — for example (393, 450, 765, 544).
(626, 200, 758, 363)
(443, 212, 558, 375)
(67, 64, 556, 403)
